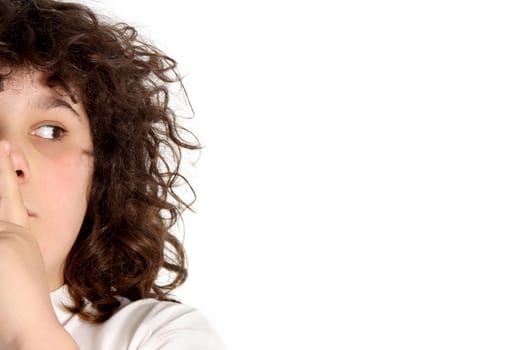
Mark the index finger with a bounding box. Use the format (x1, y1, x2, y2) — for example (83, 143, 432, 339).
(0, 141, 30, 228)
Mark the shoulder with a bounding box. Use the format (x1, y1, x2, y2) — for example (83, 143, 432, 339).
(111, 297, 226, 349)
(52, 285, 225, 349)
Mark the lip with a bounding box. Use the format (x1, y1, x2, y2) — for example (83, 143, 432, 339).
(27, 210, 36, 217)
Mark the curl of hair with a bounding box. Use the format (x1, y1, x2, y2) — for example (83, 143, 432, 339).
(0, 0, 200, 322)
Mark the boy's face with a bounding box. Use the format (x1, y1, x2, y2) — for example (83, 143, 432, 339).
(0, 69, 94, 291)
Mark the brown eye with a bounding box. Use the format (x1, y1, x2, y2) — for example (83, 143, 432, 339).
(31, 125, 67, 141)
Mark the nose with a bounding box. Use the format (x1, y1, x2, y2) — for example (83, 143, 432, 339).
(4, 141, 30, 184)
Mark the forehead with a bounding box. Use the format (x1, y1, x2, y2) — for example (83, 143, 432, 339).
(0, 68, 80, 99)
(0, 69, 88, 122)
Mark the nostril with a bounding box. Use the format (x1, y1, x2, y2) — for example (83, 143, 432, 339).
(16, 170, 23, 177)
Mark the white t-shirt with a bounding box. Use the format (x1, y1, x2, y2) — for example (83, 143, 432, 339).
(50, 285, 225, 350)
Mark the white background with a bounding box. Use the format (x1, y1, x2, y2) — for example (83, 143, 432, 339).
(83, 1, 513, 349)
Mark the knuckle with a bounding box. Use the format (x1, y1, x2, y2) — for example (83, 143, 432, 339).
(0, 221, 30, 238)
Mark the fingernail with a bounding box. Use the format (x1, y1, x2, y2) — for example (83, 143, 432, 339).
(3, 142, 10, 156)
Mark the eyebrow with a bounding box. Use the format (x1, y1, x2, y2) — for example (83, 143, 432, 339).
(33, 96, 83, 122)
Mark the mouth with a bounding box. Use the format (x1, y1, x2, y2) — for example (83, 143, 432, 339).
(27, 210, 36, 217)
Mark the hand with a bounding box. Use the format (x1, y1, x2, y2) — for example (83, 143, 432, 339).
(0, 141, 77, 349)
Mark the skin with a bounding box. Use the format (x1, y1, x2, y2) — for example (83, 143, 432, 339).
(0, 69, 93, 349)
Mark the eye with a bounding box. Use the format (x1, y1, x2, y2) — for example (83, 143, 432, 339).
(31, 125, 67, 141)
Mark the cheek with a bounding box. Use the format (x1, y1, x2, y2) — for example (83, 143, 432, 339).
(35, 152, 93, 246)
(42, 153, 92, 206)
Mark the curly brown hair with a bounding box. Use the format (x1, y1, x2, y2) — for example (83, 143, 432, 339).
(0, 0, 200, 322)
